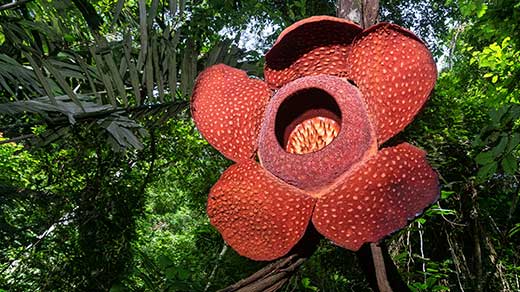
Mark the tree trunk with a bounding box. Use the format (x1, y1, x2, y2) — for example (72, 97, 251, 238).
(337, 0, 380, 28)
(356, 243, 412, 292)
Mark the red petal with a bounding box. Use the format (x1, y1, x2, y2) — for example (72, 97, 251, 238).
(312, 143, 439, 251)
(347, 23, 437, 144)
(207, 161, 315, 261)
(191, 64, 272, 162)
(264, 16, 362, 89)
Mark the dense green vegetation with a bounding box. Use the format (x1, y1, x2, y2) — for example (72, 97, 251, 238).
(0, 0, 519, 291)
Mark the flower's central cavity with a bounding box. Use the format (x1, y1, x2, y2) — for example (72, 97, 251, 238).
(286, 117, 340, 154)
(274, 88, 342, 155)
(258, 75, 374, 192)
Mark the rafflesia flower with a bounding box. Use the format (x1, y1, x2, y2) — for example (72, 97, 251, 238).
(191, 16, 439, 261)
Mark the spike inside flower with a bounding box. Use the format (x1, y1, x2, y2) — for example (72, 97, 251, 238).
(275, 88, 342, 155)
(286, 116, 340, 154)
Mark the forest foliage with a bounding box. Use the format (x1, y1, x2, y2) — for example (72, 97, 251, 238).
(0, 0, 519, 291)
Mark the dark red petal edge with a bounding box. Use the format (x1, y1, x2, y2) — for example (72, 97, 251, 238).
(207, 161, 316, 261)
(347, 23, 437, 144)
(312, 143, 439, 251)
(264, 15, 362, 89)
(191, 64, 272, 162)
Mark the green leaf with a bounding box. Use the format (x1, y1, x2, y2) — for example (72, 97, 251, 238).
(23, 53, 57, 104)
(109, 283, 125, 292)
(509, 224, 520, 237)
(501, 153, 518, 175)
(123, 35, 142, 105)
(501, 37, 511, 48)
(476, 3, 488, 18)
(42, 59, 84, 111)
(103, 52, 128, 106)
(301, 277, 318, 291)
(89, 46, 116, 106)
(491, 136, 509, 156)
(475, 151, 494, 165)
(137, 0, 148, 71)
(177, 268, 190, 281)
(489, 107, 506, 125)
(492, 75, 498, 83)
(164, 267, 176, 280)
(506, 133, 520, 153)
(441, 191, 455, 199)
(477, 161, 498, 181)
(157, 255, 174, 268)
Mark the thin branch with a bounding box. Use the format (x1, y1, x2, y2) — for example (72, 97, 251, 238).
(139, 130, 157, 196)
(406, 230, 413, 279)
(204, 243, 229, 292)
(447, 23, 466, 70)
(437, 202, 468, 227)
(0, 208, 76, 275)
(418, 221, 426, 282)
(469, 182, 484, 292)
(0, 133, 34, 144)
(445, 230, 465, 292)
(0, 0, 34, 12)
(483, 234, 512, 291)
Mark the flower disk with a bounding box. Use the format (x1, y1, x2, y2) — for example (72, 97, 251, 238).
(258, 75, 376, 193)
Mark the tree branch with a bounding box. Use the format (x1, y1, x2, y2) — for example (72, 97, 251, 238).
(205, 243, 229, 292)
(217, 254, 306, 292)
(0, 0, 34, 12)
(218, 226, 321, 292)
(0, 101, 188, 145)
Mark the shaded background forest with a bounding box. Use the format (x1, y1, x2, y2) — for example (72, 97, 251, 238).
(0, 0, 519, 291)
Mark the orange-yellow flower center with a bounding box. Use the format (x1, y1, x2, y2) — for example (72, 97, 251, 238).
(285, 116, 340, 154)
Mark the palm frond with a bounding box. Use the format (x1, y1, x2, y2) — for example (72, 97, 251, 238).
(0, 0, 252, 150)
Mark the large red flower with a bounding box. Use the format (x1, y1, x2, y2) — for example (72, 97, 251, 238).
(191, 16, 439, 261)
